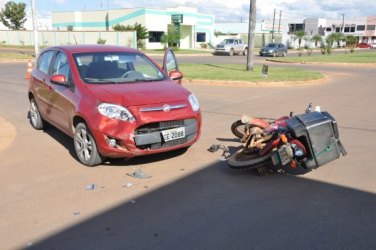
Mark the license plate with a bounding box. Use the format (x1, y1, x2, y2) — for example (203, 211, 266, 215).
(161, 127, 185, 142)
(278, 146, 291, 166)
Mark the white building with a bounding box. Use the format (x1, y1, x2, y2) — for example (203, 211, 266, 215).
(52, 6, 215, 49)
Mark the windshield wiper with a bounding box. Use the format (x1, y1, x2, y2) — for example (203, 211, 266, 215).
(84, 78, 119, 84)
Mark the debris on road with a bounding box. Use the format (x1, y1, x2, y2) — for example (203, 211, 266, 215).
(85, 184, 96, 190)
(73, 211, 81, 216)
(123, 182, 133, 188)
(127, 169, 151, 179)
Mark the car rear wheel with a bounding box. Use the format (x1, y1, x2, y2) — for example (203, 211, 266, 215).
(243, 48, 248, 56)
(29, 98, 45, 130)
(229, 49, 234, 56)
(74, 123, 103, 167)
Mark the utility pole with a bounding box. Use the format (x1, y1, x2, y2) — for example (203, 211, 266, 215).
(272, 8, 276, 42)
(246, 0, 256, 71)
(278, 10, 282, 34)
(340, 13, 345, 33)
(30, 0, 39, 57)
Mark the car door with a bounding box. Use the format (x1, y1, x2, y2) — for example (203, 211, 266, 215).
(162, 48, 183, 84)
(48, 51, 76, 134)
(32, 50, 56, 119)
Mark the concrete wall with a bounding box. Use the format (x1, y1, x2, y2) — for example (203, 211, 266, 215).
(0, 30, 136, 48)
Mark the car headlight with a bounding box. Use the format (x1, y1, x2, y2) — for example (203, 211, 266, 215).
(98, 103, 135, 122)
(188, 94, 200, 112)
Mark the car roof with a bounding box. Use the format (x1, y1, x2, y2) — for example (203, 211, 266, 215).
(41, 45, 139, 55)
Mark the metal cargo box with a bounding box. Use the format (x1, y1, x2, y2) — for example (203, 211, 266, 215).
(286, 111, 346, 169)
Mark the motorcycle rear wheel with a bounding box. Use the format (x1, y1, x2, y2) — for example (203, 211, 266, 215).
(227, 149, 274, 169)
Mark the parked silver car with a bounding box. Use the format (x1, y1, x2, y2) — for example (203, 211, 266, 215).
(214, 38, 248, 56)
(259, 43, 287, 57)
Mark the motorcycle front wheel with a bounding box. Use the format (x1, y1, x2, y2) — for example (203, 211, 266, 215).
(227, 149, 274, 169)
(231, 120, 256, 139)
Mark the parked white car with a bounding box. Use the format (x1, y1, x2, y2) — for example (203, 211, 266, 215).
(214, 38, 248, 56)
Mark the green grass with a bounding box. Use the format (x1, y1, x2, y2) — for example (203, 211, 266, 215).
(0, 51, 34, 60)
(180, 63, 324, 82)
(278, 51, 376, 63)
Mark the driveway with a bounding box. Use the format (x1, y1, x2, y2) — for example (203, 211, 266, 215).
(0, 61, 375, 249)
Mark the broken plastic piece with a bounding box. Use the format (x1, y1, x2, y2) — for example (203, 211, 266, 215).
(127, 169, 151, 179)
(123, 182, 133, 188)
(85, 184, 96, 190)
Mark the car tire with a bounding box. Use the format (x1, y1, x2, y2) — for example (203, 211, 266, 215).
(229, 49, 234, 56)
(29, 98, 45, 130)
(74, 122, 103, 167)
(243, 48, 248, 56)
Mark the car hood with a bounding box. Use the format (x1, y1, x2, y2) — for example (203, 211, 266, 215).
(86, 80, 190, 107)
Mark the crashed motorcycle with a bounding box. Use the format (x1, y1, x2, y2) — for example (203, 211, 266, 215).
(211, 104, 347, 176)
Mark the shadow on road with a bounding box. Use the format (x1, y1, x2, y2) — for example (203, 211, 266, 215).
(29, 158, 375, 249)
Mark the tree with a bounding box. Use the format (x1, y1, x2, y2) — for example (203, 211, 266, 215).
(293, 30, 305, 48)
(311, 34, 323, 47)
(160, 30, 180, 48)
(0, 1, 27, 30)
(345, 35, 357, 53)
(112, 22, 148, 49)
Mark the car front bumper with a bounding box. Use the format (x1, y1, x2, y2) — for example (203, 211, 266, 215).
(87, 103, 201, 159)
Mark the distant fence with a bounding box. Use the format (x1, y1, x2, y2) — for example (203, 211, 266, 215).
(0, 30, 137, 48)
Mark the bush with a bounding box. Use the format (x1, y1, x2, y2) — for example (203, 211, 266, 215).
(97, 38, 106, 44)
(200, 43, 208, 49)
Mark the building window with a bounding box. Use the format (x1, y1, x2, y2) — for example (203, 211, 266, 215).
(196, 32, 206, 42)
(335, 27, 341, 32)
(326, 27, 332, 32)
(367, 25, 376, 31)
(149, 31, 164, 43)
(344, 27, 350, 33)
(350, 27, 355, 32)
(357, 25, 365, 31)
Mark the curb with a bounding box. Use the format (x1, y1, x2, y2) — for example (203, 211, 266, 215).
(266, 58, 376, 67)
(183, 74, 328, 87)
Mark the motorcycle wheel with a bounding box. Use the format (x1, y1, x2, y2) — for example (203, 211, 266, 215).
(231, 120, 257, 139)
(227, 149, 274, 169)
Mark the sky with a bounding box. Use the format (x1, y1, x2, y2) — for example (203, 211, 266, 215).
(11, 0, 376, 22)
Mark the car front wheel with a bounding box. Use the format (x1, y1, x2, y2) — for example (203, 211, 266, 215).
(74, 123, 103, 166)
(29, 98, 45, 130)
(229, 48, 234, 56)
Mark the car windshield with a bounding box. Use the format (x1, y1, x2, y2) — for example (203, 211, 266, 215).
(266, 43, 278, 48)
(223, 39, 235, 44)
(73, 52, 166, 84)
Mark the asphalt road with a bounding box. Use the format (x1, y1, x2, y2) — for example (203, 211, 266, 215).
(0, 61, 375, 250)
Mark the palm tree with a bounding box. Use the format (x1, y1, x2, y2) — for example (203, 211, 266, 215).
(311, 34, 323, 47)
(294, 30, 306, 48)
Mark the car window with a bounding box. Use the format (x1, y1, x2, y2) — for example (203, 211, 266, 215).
(223, 39, 235, 44)
(38, 51, 55, 75)
(52, 52, 71, 81)
(73, 52, 165, 84)
(238, 40, 242, 44)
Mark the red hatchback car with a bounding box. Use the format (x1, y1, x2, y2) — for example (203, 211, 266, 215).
(28, 45, 201, 166)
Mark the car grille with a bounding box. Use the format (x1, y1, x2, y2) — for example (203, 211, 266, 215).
(134, 119, 197, 150)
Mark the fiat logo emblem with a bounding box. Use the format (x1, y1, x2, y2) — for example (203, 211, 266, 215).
(163, 104, 171, 112)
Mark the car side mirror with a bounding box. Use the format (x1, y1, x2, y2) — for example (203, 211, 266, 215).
(169, 70, 183, 85)
(50, 74, 69, 86)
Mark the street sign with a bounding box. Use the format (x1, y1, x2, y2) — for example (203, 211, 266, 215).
(171, 14, 183, 24)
